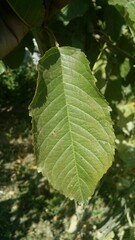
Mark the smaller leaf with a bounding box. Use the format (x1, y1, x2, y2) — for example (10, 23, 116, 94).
(120, 58, 130, 79)
(58, 0, 90, 25)
(92, 46, 108, 91)
(104, 5, 124, 41)
(116, 138, 135, 171)
(0, 61, 6, 75)
(109, 0, 135, 39)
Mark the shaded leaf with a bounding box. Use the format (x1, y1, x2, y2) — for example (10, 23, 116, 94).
(7, 0, 45, 27)
(116, 137, 135, 171)
(29, 46, 115, 202)
(58, 0, 90, 25)
(3, 32, 34, 68)
(105, 79, 122, 103)
(120, 58, 130, 79)
(0, 61, 6, 75)
(109, 0, 135, 39)
(104, 5, 124, 41)
(3, 43, 25, 69)
(92, 46, 108, 91)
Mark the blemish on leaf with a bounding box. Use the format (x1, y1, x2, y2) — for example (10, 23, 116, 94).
(51, 130, 57, 137)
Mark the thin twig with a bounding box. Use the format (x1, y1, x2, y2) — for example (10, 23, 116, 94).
(93, 31, 135, 61)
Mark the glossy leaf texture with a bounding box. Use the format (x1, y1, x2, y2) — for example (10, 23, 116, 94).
(7, 0, 45, 27)
(29, 47, 115, 202)
(109, 0, 135, 39)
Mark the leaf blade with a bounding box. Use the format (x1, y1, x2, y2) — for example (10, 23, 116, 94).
(30, 47, 115, 202)
(109, 0, 135, 39)
(7, 0, 45, 27)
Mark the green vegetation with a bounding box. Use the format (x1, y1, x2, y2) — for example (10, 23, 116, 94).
(0, 0, 135, 238)
(0, 51, 135, 240)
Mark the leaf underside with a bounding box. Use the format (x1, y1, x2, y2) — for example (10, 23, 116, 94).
(29, 47, 115, 202)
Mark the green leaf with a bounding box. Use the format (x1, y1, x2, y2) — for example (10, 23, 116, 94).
(7, 0, 45, 27)
(104, 5, 124, 41)
(58, 0, 90, 25)
(116, 137, 135, 171)
(120, 58, 130, 79)
(109, 0, 135, 39)
(0, 61, 6, 75)
(29, 46, 115, 202)
(92, 46, 108, 91)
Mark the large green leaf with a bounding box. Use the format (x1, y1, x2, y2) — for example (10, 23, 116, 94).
(29, 47, 115, 202)
(109, 0, 135, 39)
(7, 0, 45, 27)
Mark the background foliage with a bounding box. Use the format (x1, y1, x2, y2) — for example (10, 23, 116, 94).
(0, 0, 135, 239)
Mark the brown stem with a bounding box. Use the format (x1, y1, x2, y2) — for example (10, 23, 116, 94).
(93, 31, 135, 61)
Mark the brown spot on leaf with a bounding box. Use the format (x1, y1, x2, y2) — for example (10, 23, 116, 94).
(50, 130, 57, 137)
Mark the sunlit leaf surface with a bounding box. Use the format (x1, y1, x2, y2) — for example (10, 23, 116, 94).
(29, 47, 115, 202)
